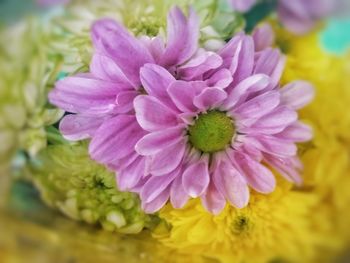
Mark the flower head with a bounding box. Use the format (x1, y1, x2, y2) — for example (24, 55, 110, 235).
(50, 7, 314, 215)
(30, 143, 158, 233)
(132, 30, 314, 214)
(156, 185, 320, 263)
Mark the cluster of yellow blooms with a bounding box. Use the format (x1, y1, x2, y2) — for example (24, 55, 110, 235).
(154, 27, 350, 263)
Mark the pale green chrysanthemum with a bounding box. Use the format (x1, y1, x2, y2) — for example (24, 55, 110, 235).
(0, 19, 64, 173)
(29, 143, 159, 234)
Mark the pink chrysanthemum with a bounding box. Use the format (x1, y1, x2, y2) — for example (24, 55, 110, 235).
(132, 33, 314, 214)
(49, 6, 199, 190)
(50, 7, 314, 215)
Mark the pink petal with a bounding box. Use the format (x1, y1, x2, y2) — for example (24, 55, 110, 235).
(280, 81, 314, 110)
(91, 19, 154, 87)
(250, 106, 298, 131)
(277, 0, 314, 34)
(148, 140, 186, 176)
(221, 74, 270, 110)
(264, 154, 302, 185)
(276, 122, 313, 142)
(135, 126, 184, 156)
(114, 90, 138, 113)
(233, 151, 276, 193)
(170, 175, 189, 209)
(254, 48, 285, 88)
(90, 54, 132, 86)
(193, 87, 227, 110)
(182, 156, 210, 198)
(140, 63, 176, 109)
(233, 91, 280, 120)
(201, 182, 226, 215)
(178, 51, 223, 80)
(59, 114, 105, 141)
(247, 135, 298, 157)
(206, 68, 233, 89)
(212, 154, 249, 208)
(167, 81, 198, 112)
(144, 36, 165, 63)
(141, 168, 179, 203)
(117, 157, 146, 191)
(229, 0, 257, 12)
(160, 7, 199, 67)
(89, 115, 144, 163)
(142, 186, 170, 213)
(252, 23, 275, 51)
(49, 75, 119, 115)
(134, 95, 178, 132)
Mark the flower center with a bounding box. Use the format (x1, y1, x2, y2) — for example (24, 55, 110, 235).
(188, 111, 235, 153)
(231, 215, 252, 235)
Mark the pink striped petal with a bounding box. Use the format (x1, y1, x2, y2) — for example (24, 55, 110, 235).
(264, 154, 302, 185)
(248, 135, 298, 157)
(233, 151, 276, 193)
(276, 122, 313, 142)
(233, 91, 280, 120)
(59, 114, 105, 141)
(135, 126, 184, 156)
(89, 115, 144, 163)
(250, 106, 298, 130)
(114, 90, 138, 114)
(178, 51, 223, 80)
(182, 156, 210, 198)
(140, 64, 176, 109)
(160, 7, 199, 67)
(193, 87, 227, 110)
(280, 81, 315, 110)
(91, 19, 154, 87)
(148, 140, 186, 176)
(141, 168, 179, 203)
(221, 74, 270, 110)
(142, 186, 170, 213)
(167, 81, 198, 112)
(229, 0, 257, 12)
(90, 54, 132, 86)
(252, 23, 275, 51)
(254, 48, 285, 87)
(206, 68, 233, 88)
(201, 182, 226, 215)
(212, 155, 249, 208)
(117, 157, 146, 191)
(49, 75, 119, 115)
(134, 95, 178, 132)
(170, 175, 189, 209)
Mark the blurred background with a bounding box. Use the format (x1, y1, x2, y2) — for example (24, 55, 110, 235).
(0, 0, 350, 262)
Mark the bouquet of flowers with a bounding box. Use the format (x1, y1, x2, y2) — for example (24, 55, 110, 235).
(1, 0, 350, 262)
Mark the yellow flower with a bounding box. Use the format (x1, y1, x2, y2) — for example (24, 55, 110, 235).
(281, 30, 350, 211)
(157, 184, 321, 263)
(281, 28, 350, 257)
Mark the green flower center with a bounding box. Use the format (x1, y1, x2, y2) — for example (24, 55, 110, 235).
(188, 111, 235, 153)
(129, 18, 164, 37)
(231, 215, 252, 235)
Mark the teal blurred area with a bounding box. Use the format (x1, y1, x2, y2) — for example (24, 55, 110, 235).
(0, 0, 37, 25)
(321, 19, 350, 54)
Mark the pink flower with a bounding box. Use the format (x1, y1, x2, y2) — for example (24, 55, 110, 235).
(229, 0, 335, 34)
(49, 6, 199, 191)
(133, 33, 314, 214)
(50, 6, 314, 215)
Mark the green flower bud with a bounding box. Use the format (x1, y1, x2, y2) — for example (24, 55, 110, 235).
(29, 143, 160, 233)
